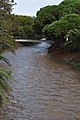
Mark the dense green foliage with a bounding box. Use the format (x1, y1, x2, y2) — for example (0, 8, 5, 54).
(41, 0, 80, 50)
(0, 0, 14, 107)
(57, 0, 80, 19)
(32, 0, 80, 42)
(64, 29, 80, 50)
(0, 55, 12, 106)
(0, 0, 15, 50)
(33, 5, 58, 39)
(12, 15, 35, 39)
(43, 13, 80, 48)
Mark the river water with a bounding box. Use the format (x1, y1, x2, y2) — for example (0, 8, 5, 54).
(2, 42, 80, 120)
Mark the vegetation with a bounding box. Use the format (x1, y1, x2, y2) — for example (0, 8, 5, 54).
(33, 0, 80, 70)
(0, 0, 15, 107)
(10, 0, 80, 44)
(11, 15, 35, 39)
(56, 0, 80, 19)
(0, 0, 80, 107)
(64, 29, 80, 50)
(0, 54, 12, 106)
(33, 5, 58, 39)
(43, 13, 80, 48)
(41, 0, 80, 51)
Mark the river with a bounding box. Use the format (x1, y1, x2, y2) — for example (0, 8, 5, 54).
(1, 41, 80, 120)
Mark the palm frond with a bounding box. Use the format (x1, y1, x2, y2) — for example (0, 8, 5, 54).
(0, 67, 11, 80)
(0, 42, 15, 53)
(0, 54, 10, 65)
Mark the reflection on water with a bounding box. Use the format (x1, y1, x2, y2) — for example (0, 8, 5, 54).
(2, 41, 80, 120)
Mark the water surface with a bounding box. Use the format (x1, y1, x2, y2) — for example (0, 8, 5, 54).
(2, 41, 80, 120)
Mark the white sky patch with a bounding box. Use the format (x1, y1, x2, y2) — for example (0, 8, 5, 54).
(12, 0, 63, 16)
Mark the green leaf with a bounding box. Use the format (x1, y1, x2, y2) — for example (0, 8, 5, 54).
(0, 54, 10, 65)
(0, 67, 11, 80)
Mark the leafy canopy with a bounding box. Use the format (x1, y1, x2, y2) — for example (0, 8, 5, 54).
(43, 13, 80, 48)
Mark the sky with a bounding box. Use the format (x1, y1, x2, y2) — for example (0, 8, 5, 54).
(12, 0, 63, 16)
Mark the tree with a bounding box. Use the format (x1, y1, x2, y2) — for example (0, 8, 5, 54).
(0, 0, 15, 49)
(36, 5, 57, 23)
(12, 15, 34, 39)
(33, 0, 80, 39)
(57, 0, 80, 19)
(33, 18, 43, 39)
(33, 5, 58, 39)
(43, 13, 80, 48)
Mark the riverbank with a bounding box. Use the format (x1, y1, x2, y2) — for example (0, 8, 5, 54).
(1, 42, 80, 120)
(48, 49, 80, 72)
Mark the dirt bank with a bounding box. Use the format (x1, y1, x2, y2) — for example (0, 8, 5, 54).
(48, 48, 80, 71)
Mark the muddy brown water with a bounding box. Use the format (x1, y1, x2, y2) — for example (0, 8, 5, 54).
(1, 41, 80, 120)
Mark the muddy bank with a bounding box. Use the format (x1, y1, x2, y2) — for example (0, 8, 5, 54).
(48, 45, 80, 71)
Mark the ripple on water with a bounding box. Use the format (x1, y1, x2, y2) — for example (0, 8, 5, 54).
(2, 42, 80, 120)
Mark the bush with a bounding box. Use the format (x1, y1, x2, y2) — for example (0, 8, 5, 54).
(43, 13, 80, 48)
(64, 29, 80, 50)
(0, 43, 12, 107)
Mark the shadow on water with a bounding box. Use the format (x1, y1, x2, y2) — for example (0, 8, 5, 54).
(1, 41, 80, 120)
(17, 42, 40, 46)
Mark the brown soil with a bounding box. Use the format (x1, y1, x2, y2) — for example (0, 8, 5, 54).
(51, 49, 79, 60)
(48, 48, 80, 71)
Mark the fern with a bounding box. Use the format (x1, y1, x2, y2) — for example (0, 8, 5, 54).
(0, 89, 9, 107)
(0, 0, 15, 108)
(0, 41, 15, 53)
(0, 67, 12, 107)
(0, 79, 11, 93)
(0, 67, 11, 80)
(0, 54, 10, 65)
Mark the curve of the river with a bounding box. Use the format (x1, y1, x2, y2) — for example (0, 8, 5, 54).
(2, 41, 80, 120)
